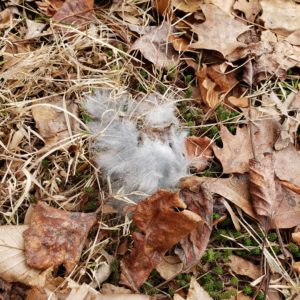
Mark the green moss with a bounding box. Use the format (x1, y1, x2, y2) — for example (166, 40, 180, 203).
(140, 69, 148, 79)
(267, 232, 277, 242)
(256, 291, 265, 300)
(168, 287, 175, 296)
(42, 159, 50, 168)
(250, 247, 261, 256)
(230, 277, 239, 286)
(185, 86, 193, 98)
(213, 213, 220, 220)
(81, 112, 92, 123)
(213, 280, 223, 290)
(243, 286, 253, 296)
(244, 238, 253, 247)
(219, 289, 237, 299)
(184, 74, 193, 84)
(288, 243, 299, 254)
(213, 266, 223, 275)
(84, 186, 94, 193)
(271, 245, 280, 254)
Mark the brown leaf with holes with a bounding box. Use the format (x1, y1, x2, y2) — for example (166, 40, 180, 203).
(120, 190, 201, 290)
(227, 255, 262, 280)
(185, 136, 213, 172)
(191, 4, 249, 58)
(23, 203, 97, 274)
(196, 64, 239, 108)
(233, 0, 261, 22)
(53, 0, 94, 27)
(31, 97, 79, 150)
(36, 0, 65, 17)
(176, 180, 213, 271)
(130, 22, 179, 68)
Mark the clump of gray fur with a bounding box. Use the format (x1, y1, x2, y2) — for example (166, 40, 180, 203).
(84, 89, 189, 198)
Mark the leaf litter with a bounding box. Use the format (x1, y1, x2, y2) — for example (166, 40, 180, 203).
(1, 0, 300, 299)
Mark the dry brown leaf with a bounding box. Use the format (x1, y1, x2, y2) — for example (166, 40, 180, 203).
(286, 29, 300, 46)
(130, 22, 179, 68)
(169, 34, 190, 52)
(196, 64, 239, 108)
(36, 0, 65, 17)
(156, 256, 183, 280)
(191, 4, 249, 58)
(292, 229, 300, 245)
(152, 0, 171, 15)
(233, 0, 261, 22)
(260, 0, 300, 33)
(228, 96, 249, 108)
(227, 255, 262, 280)
(172, 0, 201, 13)
(213, 125, 253, 174)
(204, 0, 235, 15)
(23, 203, 97, 274)
(101, 284, 132, 295)
(120, 190, 201, 290)
(176, 181, 213, 270)
(53, 0, 94, 27)
(186, 277, 213, 300)
(292, 261, 300, 275)
(249, 153, 276, 219)
(25, 19, 46, 39)
(230, 292, 252, 300)
(0, 8, 14, 28)
(0, 225, 50, 287)
(31, 97, 79, 149)
(185, 136, 213, 172)
(274, 144, 300, 188)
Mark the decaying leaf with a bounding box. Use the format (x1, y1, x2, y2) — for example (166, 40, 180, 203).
(0, 225, 50, 287)
(53, 0, 95, 27)
(249, 153, 276, 219)
(35, 0, 65, 17)
(186, 277, 213, 300)
(172, 0, 201, 13)
(292, 228, 300, 245)
(213, 126, 253, 174)
(228, 96, 249, 108)
(292, 261, 300, 276)
(23, 203, 97, 274)
(196, 64, 239, 108)
(233, 0, 261, 22)
(120, 190, 201, 290)
(227, 255, 262, 280)
(25, 19, 46, 39)
(130, 22, 179, 68)
(185, 136, 213, 171)
(260, 0, 300, 33)
(31, 97, 79, 149)
(156, 256, 183, 280)
(176, 180, 213, 270)
(191, 4, 249, 58)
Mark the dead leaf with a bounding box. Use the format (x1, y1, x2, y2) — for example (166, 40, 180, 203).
(204, 0, 235, 15)
(292, 261, 300, 275)
(191, 4, 249, 58)
(249, 153, 276, 219)
(25, 19, 46, 39)
(213, 125, 253, 173)
(230, 292, 252, 300)
(101, 283, 132, 295)
(185, 136, 213, 171)
(23, 203, 97, 274)
(260, 0, 300, 33)
(196, 64, 239, 108)
(156, 256, 183, 280)
(172, 0, 201, 13)
(233, 0, 261, 22)
(274, 144, 300, 188)
(53, 0, 94, 27)
(120, 190, 201, 290)
(286, 29, 300, 46)
(36, 0, 65, 17)
(0, 225, 50, 287)
(292, 229, 300, 245)
(169, 34, 190, 52)
(176, 181, 213, 270)
(31, 97, 79, 149)
(186, 277, 213, 300)
(0, 8, 14, 28)
(227, 255, 262, 280)
(152, 0, 171, 15)
(130, 22, 179, 68)
(228, 96, 249, 108)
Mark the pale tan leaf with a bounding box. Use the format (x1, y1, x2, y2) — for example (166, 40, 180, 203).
(233, 0, 261, 22)
(0, 225, 50, 287)
(204, 0, 235, 15)
(25, 19, 46, 39)
(174, 294, 185, 300)
(172, 0, 201, 13)
(292, 229, 300, 245)
(191, 4, 249, 57)
(228, 96, 249, 108)
(156, 256, 183, 280)
(186, 277, 213, 300)
(130, 22, 179, 68)
(8, 129, 24, 151)
(292, 262, 300, 275)
(227, 255, 262, 280)
(101, 284, 132, 295)
(286, 29, 300, 46)
(260, 0, 300, 32)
